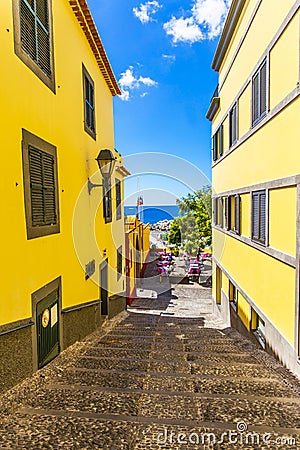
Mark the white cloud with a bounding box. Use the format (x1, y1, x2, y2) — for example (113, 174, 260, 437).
(163, 0, 231, 44)
(192, 0, 230, 39)
(133, 1, 162, 24)
(140, 92, 149, 98)
(163, 16, 203, 44)
(118, 67, 158, 100)
(119, 90, 130, 101)
(162, 54, 176, 62)
(138, 76, 158, 87)
(118, 67, 137, 89)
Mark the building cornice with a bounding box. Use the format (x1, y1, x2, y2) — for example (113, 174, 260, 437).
(116, 163, 131, 177)
(69, 0, 121, 96)
(212, 0, 247, 72)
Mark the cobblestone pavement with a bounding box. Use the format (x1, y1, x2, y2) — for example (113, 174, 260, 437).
(0, 258, 299, 449)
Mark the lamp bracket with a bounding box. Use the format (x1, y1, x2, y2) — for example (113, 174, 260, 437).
(88, 178, 103, 195)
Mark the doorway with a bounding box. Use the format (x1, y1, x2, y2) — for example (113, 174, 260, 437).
(100, 259, 109, 316)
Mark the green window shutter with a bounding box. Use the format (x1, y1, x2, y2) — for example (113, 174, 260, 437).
(29, 146, 56, 227)
(29, 148, 44, 226)
(42, 152, 56, 224)
(20, 0, 37, 60)
(84, 75, 95, 133)
(20, 0, 51, 76)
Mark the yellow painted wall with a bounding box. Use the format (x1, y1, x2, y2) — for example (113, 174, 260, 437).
(269, 13, 299, 109)
(218, 0, 295, 117)
(213, 99, 300, 193)
(213, 229, 295, 344)
(237, 292, 251, 329)
(221, 272, 229, 296)
(268, 187, 296, 256)
(0, 1, 122, 325)
(240, 193, 250, 238)
(238, 83, 251, 140)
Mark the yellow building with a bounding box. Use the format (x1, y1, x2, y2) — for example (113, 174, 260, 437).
(0, 0, 130, 392)
(207, 0, 300, 377)
(125, 216, 151, 304)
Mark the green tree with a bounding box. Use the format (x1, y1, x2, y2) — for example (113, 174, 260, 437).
(176, 185, 212, 252)
(168, 219, 181, 246)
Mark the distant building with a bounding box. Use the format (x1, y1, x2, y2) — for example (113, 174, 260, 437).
(207, 0, 300, 377)
(0, 0, 130, 392)
(125, 216, 151, 304)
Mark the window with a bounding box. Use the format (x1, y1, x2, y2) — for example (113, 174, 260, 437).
(225, 195, 241, 234)
(117, 246, 122, 280)
(229, 103, 238, 147)
(103, 178, 112, 223)
(229, 281, 238, 312)
(252, 190, 266, 244)
(22, 129, 60, 239)
(216, 266, 222, 304)
(82, 65, 96, 139)
(115, 179, 122, 220)
(251, 309, 266, 348)
(218, 197, 224, 227)
(252, 59, 267, 125)
(212, 124, 223, 161)
(213, 197, 224, 227)
(13, 0, 55, 92)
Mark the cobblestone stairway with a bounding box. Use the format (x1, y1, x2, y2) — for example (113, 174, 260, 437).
(0, 298, 299, 450)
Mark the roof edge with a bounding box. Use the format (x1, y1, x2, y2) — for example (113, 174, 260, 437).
(69, 0, 121, 96)
(212, 0, 247, 72)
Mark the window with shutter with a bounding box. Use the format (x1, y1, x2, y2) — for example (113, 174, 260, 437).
(13, 0, 55, 92)
(22, 129, 59, 239)
(229, 103, 237, 147)
(212, 124, 224, 162)
(82, 65, 96, 139)
(234, 194, 241, 235)
(213, 197, 218, 225)
(103, 178, 112, 223)
(115, 179, 122, 220)
(212, 134, 217, 161)
(219, 197, 224, 227)
(117, 246, 122, 279)
(225, 196, 231, 230)
(252, 59, 267, 125)
(252, 190, 266, 244)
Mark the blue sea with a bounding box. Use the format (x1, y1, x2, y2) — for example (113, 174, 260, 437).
(124, 205, 180, 225)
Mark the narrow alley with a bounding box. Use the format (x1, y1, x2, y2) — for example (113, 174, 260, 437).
(0, 259, 299, 449)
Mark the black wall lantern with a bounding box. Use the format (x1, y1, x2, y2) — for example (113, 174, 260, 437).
(88, 149, 116, 194)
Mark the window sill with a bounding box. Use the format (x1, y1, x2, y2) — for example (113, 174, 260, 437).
(252, 112, 267, 128)
(251, 237, 267, 247)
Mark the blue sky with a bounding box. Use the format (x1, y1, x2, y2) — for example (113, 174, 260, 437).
(86, 0, 231, 204)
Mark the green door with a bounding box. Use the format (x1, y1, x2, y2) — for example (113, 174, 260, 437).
(36, 289, 60, 369)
